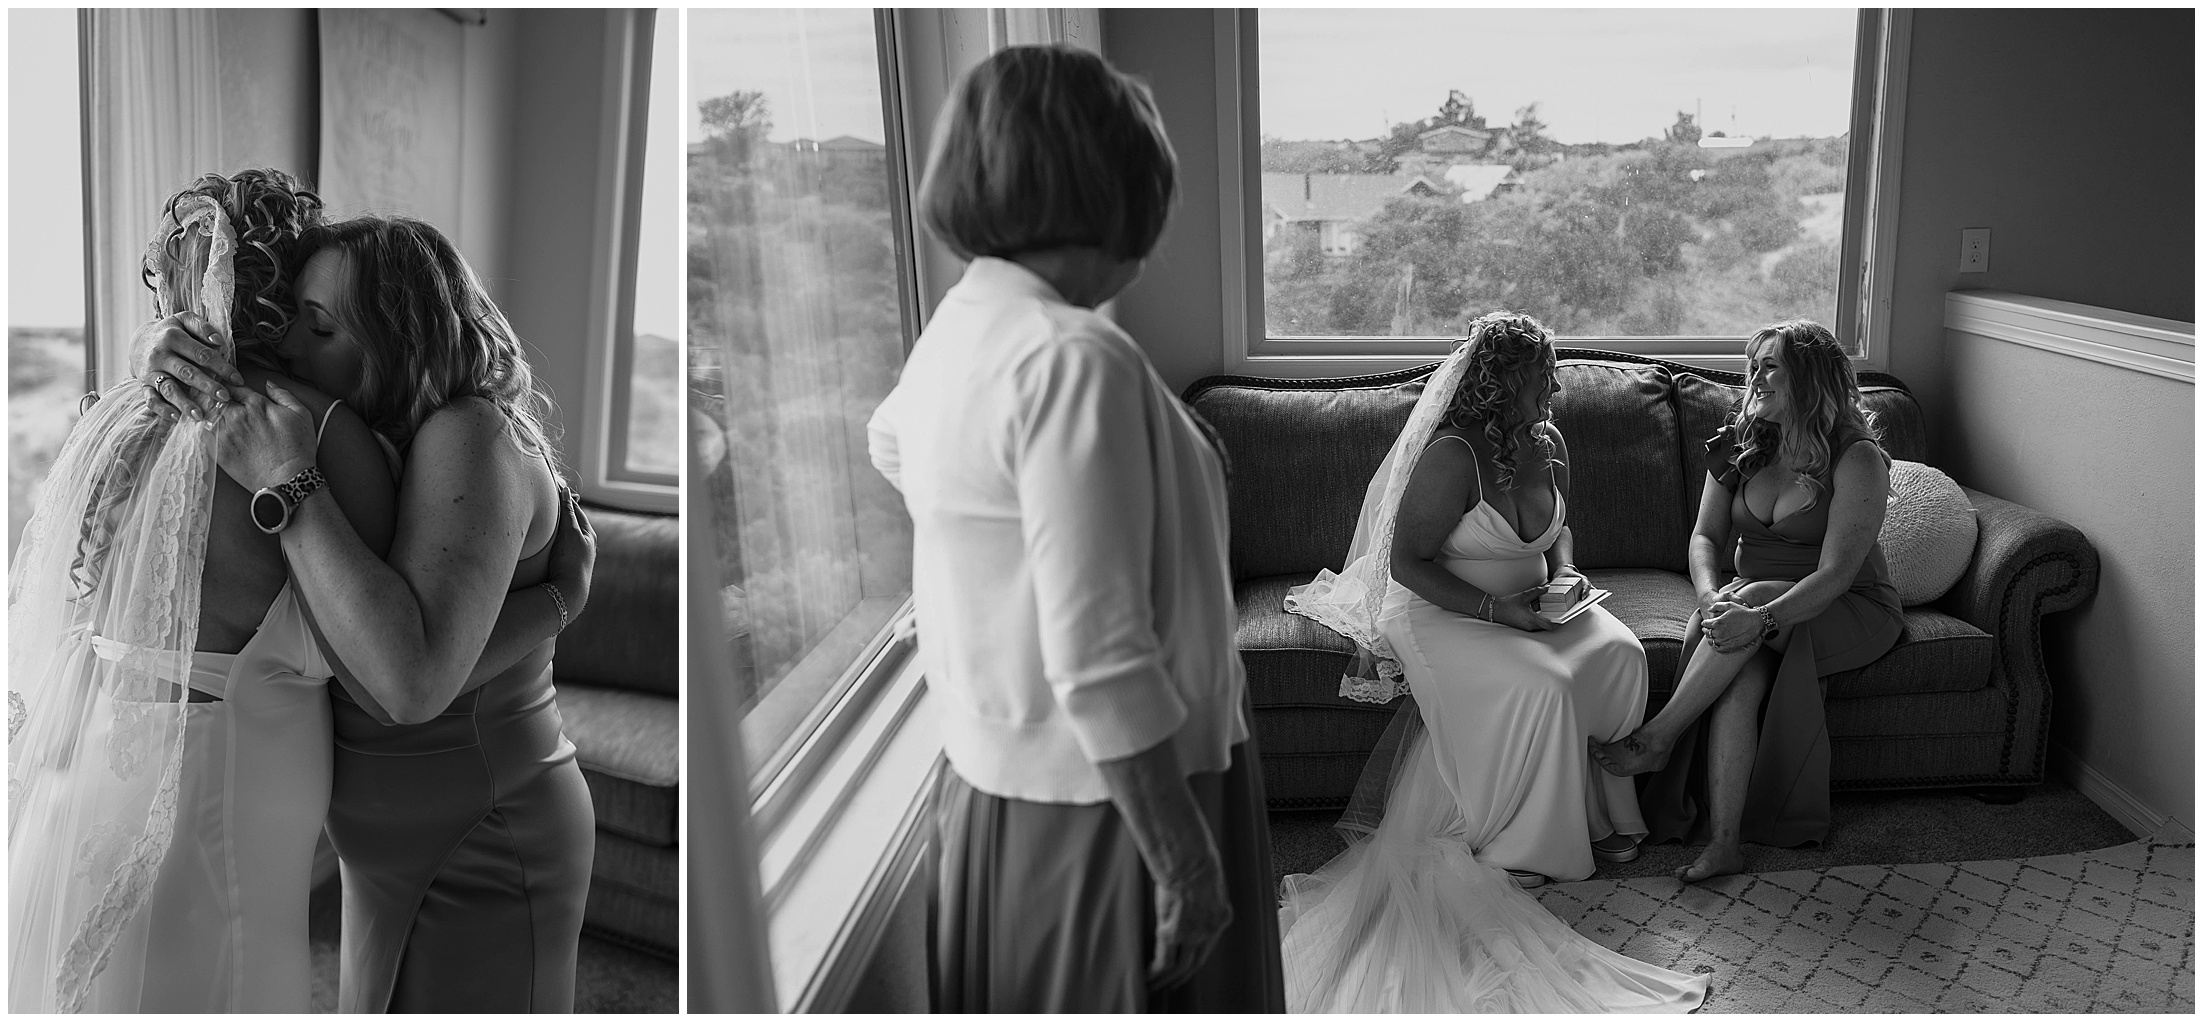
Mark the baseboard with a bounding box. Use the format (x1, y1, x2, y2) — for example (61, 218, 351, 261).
(2053, 744, 2180, 840)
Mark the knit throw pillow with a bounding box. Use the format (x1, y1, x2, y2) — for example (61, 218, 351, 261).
(1881, 461, 1977, 606)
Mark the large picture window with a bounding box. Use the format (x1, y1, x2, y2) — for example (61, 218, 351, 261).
(688, 8, 917, 785)
(9, 10, 89, 555)
(583, 8, 681, 510)
(1228, 8, 1906, 363)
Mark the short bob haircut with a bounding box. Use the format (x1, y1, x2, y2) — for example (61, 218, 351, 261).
(919, 45, 1177, 263)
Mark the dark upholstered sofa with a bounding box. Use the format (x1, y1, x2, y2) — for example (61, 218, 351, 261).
(1186, 351, 2099, 810)
(552, 504, 678, 956)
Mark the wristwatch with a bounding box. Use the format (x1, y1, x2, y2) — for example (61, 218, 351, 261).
(251, 465, 329, 534)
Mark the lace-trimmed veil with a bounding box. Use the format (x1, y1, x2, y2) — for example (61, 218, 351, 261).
(1281, 342, 1473, 835)
(9, 196, 236, 1011)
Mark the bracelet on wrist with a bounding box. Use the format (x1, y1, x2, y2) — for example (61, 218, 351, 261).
(1755, 605, 1780, 640)
(543, 581, 571, 630)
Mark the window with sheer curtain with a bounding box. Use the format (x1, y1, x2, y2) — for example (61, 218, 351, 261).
(687, 7, 918, 781)
(8, 10, 89, 555)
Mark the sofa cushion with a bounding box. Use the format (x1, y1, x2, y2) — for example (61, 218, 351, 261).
(585, 828, 676, 955)
(1551, 361, 1689, 572)
(557, 682, 678, 847)
(1589, 569, 1992, 701)
(1673, 372, 1743, 526)
(1859, 385, 1928, 463)
(1191, 383, 1419, 580)
(1235, 574, 1372, 703)
(558, 506, 679, 698)
(1826, 608, 1992, 699)
(1582, 568, 1697, 695)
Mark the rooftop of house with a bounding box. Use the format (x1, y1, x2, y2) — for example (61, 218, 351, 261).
(1260, 172, 1448, 223)
(1443, 163, 1519, 201)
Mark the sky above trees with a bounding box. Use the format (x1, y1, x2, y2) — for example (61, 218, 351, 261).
(1260, 8, 1856, 145)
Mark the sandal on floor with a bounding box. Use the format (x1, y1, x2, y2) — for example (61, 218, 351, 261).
(1592, 833, 1642, 864)
(1505, 868, 1548, 889)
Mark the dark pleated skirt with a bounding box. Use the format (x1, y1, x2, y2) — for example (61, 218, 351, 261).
(931, 739, 1286, 1013)
(1643, 587, 1903, 848)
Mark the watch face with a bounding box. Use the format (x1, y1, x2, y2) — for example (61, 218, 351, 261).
(251, 490, 289, 532)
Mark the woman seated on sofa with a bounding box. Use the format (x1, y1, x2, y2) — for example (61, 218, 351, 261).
(1593, 319, 1903, 882)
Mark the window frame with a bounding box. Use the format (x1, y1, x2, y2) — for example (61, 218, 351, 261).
(578, 7, 679, 513)
(687, 9, 941, 1011)
(1214, 8, 1912, 375)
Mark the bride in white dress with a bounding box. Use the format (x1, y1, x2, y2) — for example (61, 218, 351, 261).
(7, 171, 393, 1012)
(1280, 312, 1708, 1012)
(9, 171, 585, 1013)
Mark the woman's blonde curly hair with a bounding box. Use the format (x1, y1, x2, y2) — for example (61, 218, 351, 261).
(141, 168, 323, 365)
(1445, 310, 1561, 491)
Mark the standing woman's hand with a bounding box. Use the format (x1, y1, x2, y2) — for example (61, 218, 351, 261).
(135, 312, 246, 423)
(213, 381, 319, 490)
(544, 486, 598, 622)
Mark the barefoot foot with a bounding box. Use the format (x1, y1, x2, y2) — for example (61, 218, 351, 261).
(1674, 845, 1746, 883)
(1590, 732, 1670, 776)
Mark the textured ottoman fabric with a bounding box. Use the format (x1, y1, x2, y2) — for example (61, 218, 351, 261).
(558, 682, 679, 847)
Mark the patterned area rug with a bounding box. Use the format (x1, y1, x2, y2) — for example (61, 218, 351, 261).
(1536, 832, 2194, 1012)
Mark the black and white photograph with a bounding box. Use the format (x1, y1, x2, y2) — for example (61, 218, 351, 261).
(684, 7, 2191, 1014)
(8, 8, 678, 1012)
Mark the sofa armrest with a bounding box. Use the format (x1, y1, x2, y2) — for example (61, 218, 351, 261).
(1932, 487, 2099, 782)
(1941, 488, 2099, 633)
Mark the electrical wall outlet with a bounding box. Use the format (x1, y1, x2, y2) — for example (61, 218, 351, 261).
(1960, 228, 1991, 273)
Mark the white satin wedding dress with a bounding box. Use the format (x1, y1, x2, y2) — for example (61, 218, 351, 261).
(1278, 441, 1708, 1013)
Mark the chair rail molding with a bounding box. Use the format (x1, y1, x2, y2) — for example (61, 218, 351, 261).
(1944, 290, 2194, 384)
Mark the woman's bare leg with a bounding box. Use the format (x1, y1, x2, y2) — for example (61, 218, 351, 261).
(1680, 650, 1775, 882)
(1592, 580, 1796, 776)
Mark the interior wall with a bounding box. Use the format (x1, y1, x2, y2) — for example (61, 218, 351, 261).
(499, 8, 619, 474)
(1882, 9, 2195, 458)
(1944, 322, 2191, 832)
(458, 11, 518, 296)
(212, 10, 316, 178)
(1895, 10, 2194, 831)
(1104, 9, 1228, 394)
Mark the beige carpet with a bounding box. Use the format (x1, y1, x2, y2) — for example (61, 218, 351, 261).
(1535, 830, 2194, 1012)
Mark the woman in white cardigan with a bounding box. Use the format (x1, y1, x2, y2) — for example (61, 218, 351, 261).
(867, 45, 1284, 1012)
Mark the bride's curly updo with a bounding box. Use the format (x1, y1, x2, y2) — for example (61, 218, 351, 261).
(1446, 311, 1560, 491)
(141, 168, 324, 362)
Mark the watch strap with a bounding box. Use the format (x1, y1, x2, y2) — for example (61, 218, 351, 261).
(273, 465, 328, 508)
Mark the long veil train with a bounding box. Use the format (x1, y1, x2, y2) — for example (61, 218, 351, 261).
(9, 197, 235, 1012)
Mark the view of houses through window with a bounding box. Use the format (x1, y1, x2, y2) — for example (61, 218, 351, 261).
(1259, 8, 1859, 342)
(687, 8, 915, 776)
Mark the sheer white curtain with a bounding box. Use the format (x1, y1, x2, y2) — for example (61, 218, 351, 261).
(81, 9, 223, 387)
